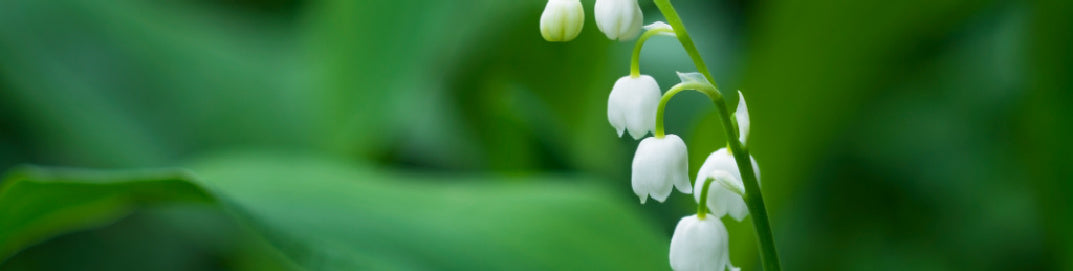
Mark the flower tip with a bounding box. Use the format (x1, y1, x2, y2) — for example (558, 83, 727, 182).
(676, 183, 693, 194)
(628, 130, 647, 140)
(730, 212, 747, 222)
(651, 192, 669, 203)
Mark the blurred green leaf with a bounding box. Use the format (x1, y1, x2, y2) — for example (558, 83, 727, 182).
(0, 167, 215, 261)
(2, 204, 297, 271)
(0, 0, 314, 167)
(1, 152, 671, 270)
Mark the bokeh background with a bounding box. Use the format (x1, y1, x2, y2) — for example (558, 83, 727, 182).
(1, 0, 1071, 270)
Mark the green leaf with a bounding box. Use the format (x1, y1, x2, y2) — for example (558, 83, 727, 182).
(0, 167, 215, 261)
(1, 152, 671, 270)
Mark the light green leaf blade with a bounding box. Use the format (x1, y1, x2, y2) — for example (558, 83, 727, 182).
(1, 153, 672, 270)
(0, 167, 215, 261)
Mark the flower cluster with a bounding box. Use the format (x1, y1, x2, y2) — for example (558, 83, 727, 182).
(540, 1, 769, 270)
(619, 71, 757, 271)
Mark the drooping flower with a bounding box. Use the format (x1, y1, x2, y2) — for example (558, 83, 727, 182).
(608, 75, 661, 139)
(632, 134, 692, 203)
(735, 91, 750, 144)
(594, 0, 643, 41)
(540, 0, 585, 42)
(669, 214, 739, 271)
(694, 148, 760, 221)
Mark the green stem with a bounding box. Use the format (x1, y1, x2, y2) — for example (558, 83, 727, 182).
(631, 29, 675, 78)
(651, 0, 719, 91)
(696, 177, 716, 220)
(697, 174, 747, 221)
(652, 1, 781, 270)
(655, 82, 720, 139)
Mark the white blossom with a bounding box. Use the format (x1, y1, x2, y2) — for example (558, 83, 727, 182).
(669, 214, 739, 271)
(540, 0, 585, 42)
(632, 135, 692, 203)
(594, 0, 643, 41)
(608, 75, 661, 139)
(694, 148, 760, 221)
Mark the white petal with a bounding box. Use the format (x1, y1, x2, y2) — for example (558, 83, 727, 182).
(712, 170, 745, 196)
(695, 170, 737, 219)
(594, 0, 643, 41)
(664, 135, 693, 194)
(607, 96, 628, 138)
(608, 75, 661, 139)
(669, 215, 730, 271)
(720, 186, 749, 221)
(632, 135, 691, 203)
(540, 0, 585, 42)
(736, 91, 750, 145)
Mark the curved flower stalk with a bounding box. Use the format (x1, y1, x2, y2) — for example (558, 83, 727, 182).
(630, 22, 676, 77)
(608, 22, 679, 139)
(538, 0, 781, 270)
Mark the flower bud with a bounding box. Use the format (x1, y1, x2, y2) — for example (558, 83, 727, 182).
(607, 75, 661, 139)
(540, 0, 585, 42)
(735, 91, 751, 145)
(632, 135, 692, 204)
(594, 0, 643, 41)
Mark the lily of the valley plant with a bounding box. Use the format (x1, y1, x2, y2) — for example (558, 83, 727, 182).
(540, 1, 782, 270)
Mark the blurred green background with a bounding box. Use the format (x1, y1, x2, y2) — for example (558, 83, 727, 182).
(1, 0, 1071, 270)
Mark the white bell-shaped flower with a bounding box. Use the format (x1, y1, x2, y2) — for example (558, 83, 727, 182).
(735, 91, 751, 144)
(695, 148, 760, 221)
(540, 0, 585, 42)
(669, 214, 739, 271)
(608, 75, 661, 139)
(594, 0, 643, 41)
(632, 134, 692, 203)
